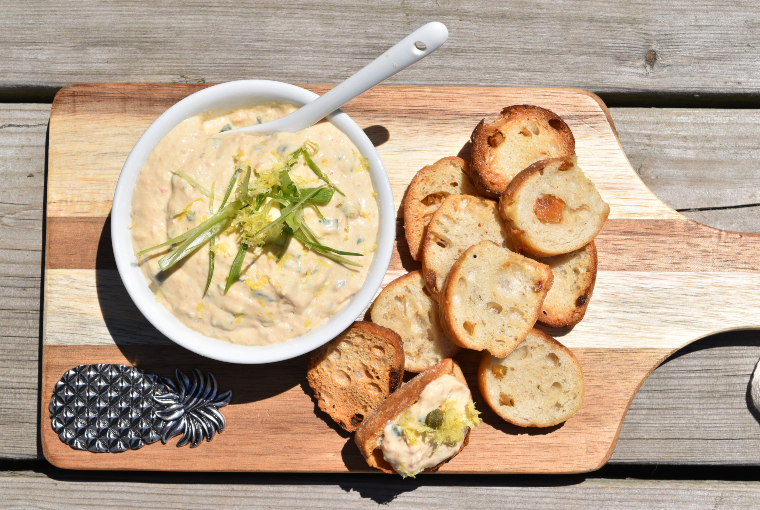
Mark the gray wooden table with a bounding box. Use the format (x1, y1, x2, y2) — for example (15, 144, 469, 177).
(3, 1, 760, 508)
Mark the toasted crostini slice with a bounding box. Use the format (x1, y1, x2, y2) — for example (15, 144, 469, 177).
(469, 105, 575, 198)
(478, 329, 584, 427)
(403, 157, 478, 261)
(439, 240, 553, 358)
(499, 155, 610, 257)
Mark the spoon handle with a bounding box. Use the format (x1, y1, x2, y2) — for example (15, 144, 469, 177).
(232, 22, 448, 135)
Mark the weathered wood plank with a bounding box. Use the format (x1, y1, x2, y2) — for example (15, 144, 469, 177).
(611, 108, 760, 217)
(2, 2, 760, 102)
(611, 331, 760, 464)
(5, 103, 760, 466)
(3, 469, 760, 509)
(0, 104, 49, 460)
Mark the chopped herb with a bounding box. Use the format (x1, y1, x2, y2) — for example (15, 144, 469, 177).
(219, 123, 232, 133)
(225, 242, 248, 293)
(205, 236, 215, 296)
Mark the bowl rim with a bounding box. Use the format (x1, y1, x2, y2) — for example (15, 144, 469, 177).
(111, 80, 394, 364)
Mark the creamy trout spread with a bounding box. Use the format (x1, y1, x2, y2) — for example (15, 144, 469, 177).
(130, 102, 378, 345)
(380, 374, 477, 477)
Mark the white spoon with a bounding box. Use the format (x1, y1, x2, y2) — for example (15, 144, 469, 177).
(223, 22, 448, 136)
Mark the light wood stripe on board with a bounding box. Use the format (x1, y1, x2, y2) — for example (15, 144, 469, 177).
(46, 217, 760, 273)
(41, 344, 666, 473)
(43, 268, 760, 350)
(47, 84, 678, 220)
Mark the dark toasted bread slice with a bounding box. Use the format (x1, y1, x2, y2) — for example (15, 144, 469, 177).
(307, 322, 404, 432)
(469, 105, 575, 198)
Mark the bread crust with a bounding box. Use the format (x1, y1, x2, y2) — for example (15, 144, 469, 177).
(307, 322, 404, 432)
(439, 241, 553, 358)
(354, 359, 471, 474)
(469, 105, 575, 198)
(370, 270, 460, 372)
(477, 329, 585, 428)
(536, 241, 598, 327)
(499, 156, 610, 257)
(403, 157, 477, 261)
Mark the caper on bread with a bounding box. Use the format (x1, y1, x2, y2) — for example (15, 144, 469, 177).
(354, 359, 480, 477)
(307, 322, 404, 432)
(439, 241, 553, 358)
(469, 105, 575, 198)
(499, 156, 610, 257)
(478, 329, 584, 427)
(370, 270, 459, 372)
(421, 194, 513, 299)
(403, 157, 478, 261)
(536, 242, 598, 327)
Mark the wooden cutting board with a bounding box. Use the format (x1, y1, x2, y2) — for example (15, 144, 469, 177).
(41, 84, 760, 473)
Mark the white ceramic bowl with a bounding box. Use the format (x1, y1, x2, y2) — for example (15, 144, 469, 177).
(111, 81, 394, 364)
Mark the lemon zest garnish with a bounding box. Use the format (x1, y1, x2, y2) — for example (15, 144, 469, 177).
(314, 280, 331, 298)
(234, 312, 244, 323)
(359, 211, 370, 219)
(127, 222, 137, 229)
(304, 318, 312, 328)
(277, 253, 294, 270)
(172, 198, 203, 221)
(245, 273, 269, 291)
(353, 151, 369, 172)
(211, 242, 232, 257)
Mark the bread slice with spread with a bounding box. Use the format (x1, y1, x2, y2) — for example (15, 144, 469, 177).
(439, 241, 553, 358)
(307, 322, 404, 432)
(403, 157, 478, 261)
(370, 270, 460, 372)
(354, 359, 481, 477)
(536, 242, 598, 327)
(469, 105, 575, 198)
(499, 155, 610, 257)
(478, 329, 584, 427)
(421, 194, 512, 299)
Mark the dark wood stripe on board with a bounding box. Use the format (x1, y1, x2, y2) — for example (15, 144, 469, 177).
(47, 216, 760, 273)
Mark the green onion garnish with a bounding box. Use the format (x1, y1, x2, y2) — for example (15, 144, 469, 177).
(225, 243, 248, 293)
(137, 142, 364, 294)
(171, 169, 221, 199)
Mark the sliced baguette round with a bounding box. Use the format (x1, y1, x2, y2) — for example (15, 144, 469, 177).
(469, 105, 575, 198)
(370, 270, 460, 372)
(439, 241, 553, 358)
(354, 359, 471, 474)
(536, 242, 598, 327)
(307, 322, 404, 432)
(478, 329, 584, 427)
(421, 194, 513, 299)
(403, 157, 478, 261)
(499, 155, 610, 257)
